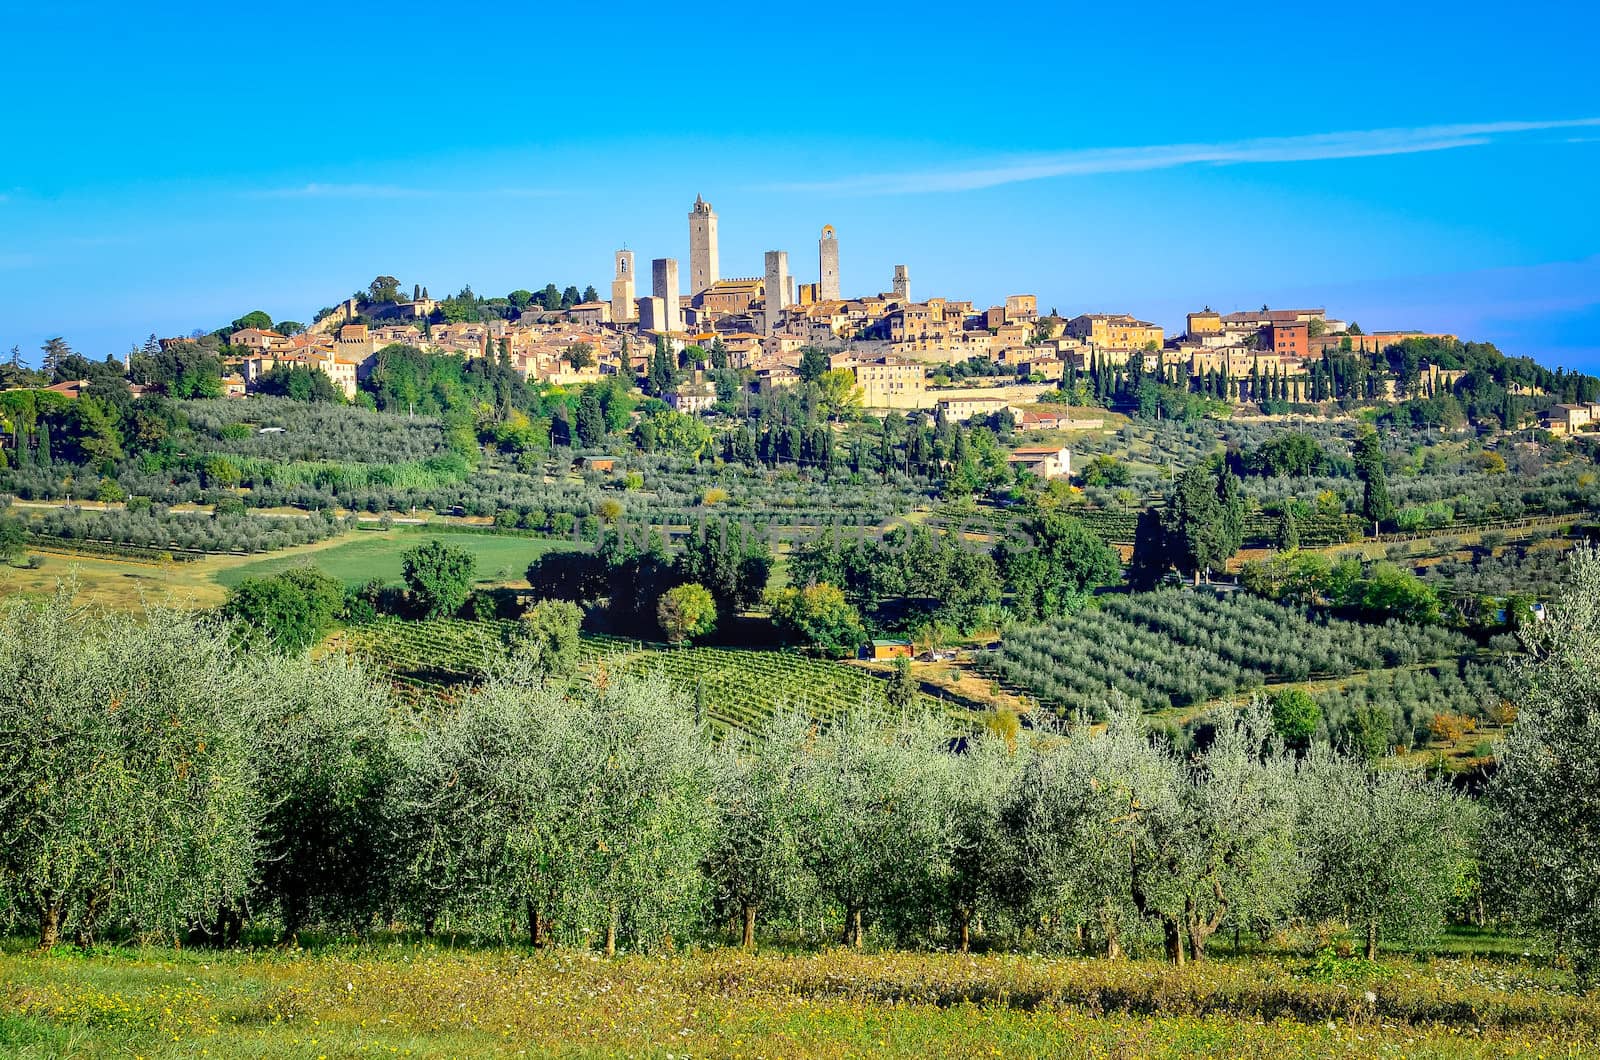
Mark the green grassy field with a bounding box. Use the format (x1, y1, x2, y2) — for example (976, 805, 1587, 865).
(0, 529, 581, 609)
(2, 942, 1592, 1058)
(215, 530, 578, 590)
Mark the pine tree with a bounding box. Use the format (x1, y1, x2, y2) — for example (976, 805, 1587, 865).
(40, 337, 71, 377)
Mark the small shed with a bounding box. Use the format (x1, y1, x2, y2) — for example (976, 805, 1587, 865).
(575, 456, 616, 473)
(862, 638, 913, 661)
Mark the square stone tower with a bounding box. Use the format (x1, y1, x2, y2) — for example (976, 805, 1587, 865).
(637, 296, 668, 333)
(651, 258, 681, 332)
(819, 225, 840, 301)
(688, 195, 719, 296)
(611, 250, 636, 322)
(763, 250, 790, 336)
(892, 264, 911, 302)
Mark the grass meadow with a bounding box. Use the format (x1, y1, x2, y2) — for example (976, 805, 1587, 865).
(2, 939, 1594, 1058)
(0, 528, 578, 609)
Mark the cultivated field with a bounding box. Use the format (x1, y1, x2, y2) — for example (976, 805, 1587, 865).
(3, 941, 1593, 1059)
(340, 618, 942, 730)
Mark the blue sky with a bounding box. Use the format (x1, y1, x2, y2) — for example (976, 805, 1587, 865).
(3, 0, 1599, 369)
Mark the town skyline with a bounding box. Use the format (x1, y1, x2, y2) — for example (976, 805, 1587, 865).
(3, 1, 1598, 368)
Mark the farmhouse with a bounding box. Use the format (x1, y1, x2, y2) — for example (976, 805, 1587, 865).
(1007, 445, 1071, 479)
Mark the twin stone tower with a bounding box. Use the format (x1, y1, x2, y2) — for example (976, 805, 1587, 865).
(612, 197, 881, 335)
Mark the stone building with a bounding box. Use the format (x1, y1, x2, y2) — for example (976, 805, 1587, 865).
(819, 225, 840, 301)
(688, 194, 719, 295)
(853, 357, 925, 409)
(892, 264, 911, 302)
(699, 278, 766, 317)
(763, 250, 790, 336)
(1065, 313, 1164, 352)
(652, 257, 681, 332)
(611, 250, 636, 322)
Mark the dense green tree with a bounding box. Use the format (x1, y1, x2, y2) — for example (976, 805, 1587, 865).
(224, 567, 344, 654)
(367, 277, 401, 304)
(797, 345, 830, 383)
(885, 656, 919, 712)
(1358, 563, 1441, 624)
(658, 582, 717, 644)
(994, 512, 1121, 619)
(647, 337, 677, 396)
(766, 583, 866, 658)
(1079, 454, 1131, 487)
(1126, 507, 1171, 590)
(565, 342, 595, 372)
(1250, 432, 1325, 477)
(1274, 507, 1300, 552)
(676, 518, 772, 619)
(402, 538, 477, 618)
(256, 364, 343, 403)
(1269, 688, 1321, 751)
(0, 515, 26, 563)
(1162, 457, 1245, 584)
(39, 336, 72, 378)
(575, 388, 606, 448)
(231, 310, 274, 332)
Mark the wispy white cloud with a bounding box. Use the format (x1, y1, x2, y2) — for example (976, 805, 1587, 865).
(778, 118, 1600, 195)
(248, 183, 571, 201)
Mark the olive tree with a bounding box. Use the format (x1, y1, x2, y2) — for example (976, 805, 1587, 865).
(0, 594, 257, 946)
(511, 599, 584, 677)
(1486, 544, 1600, 984)
(790, 707, 955, 947)
(1175, 706, 1304, 960)
(935, 731, 1026, 952)
(401, 668, 714, 953)
(1298, 746, 1475, 958)
(703, 709, 811, 947)
(1002, 706, 1302, 963)
(561, 674, 716, 953)
(1000, 715, 1141, 957)
(246, 654, 403, 940)
(397, 660, 574, 942)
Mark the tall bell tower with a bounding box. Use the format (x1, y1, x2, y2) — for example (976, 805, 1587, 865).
(688, 194, 720, 296)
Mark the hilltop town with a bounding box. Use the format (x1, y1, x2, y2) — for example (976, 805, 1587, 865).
(83, 194, 1588, 444)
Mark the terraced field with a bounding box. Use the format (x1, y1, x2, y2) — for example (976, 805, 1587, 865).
(338, 619, 938, 732)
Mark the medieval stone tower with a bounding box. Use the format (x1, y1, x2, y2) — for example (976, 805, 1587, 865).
(688, 194, 719, 295)
(763, 250, 790, 335)
(611, 250, 636, 322)
(818, 225, 840, 301)
(651, 257, 681, 332)
(892, 264, 911, 302)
